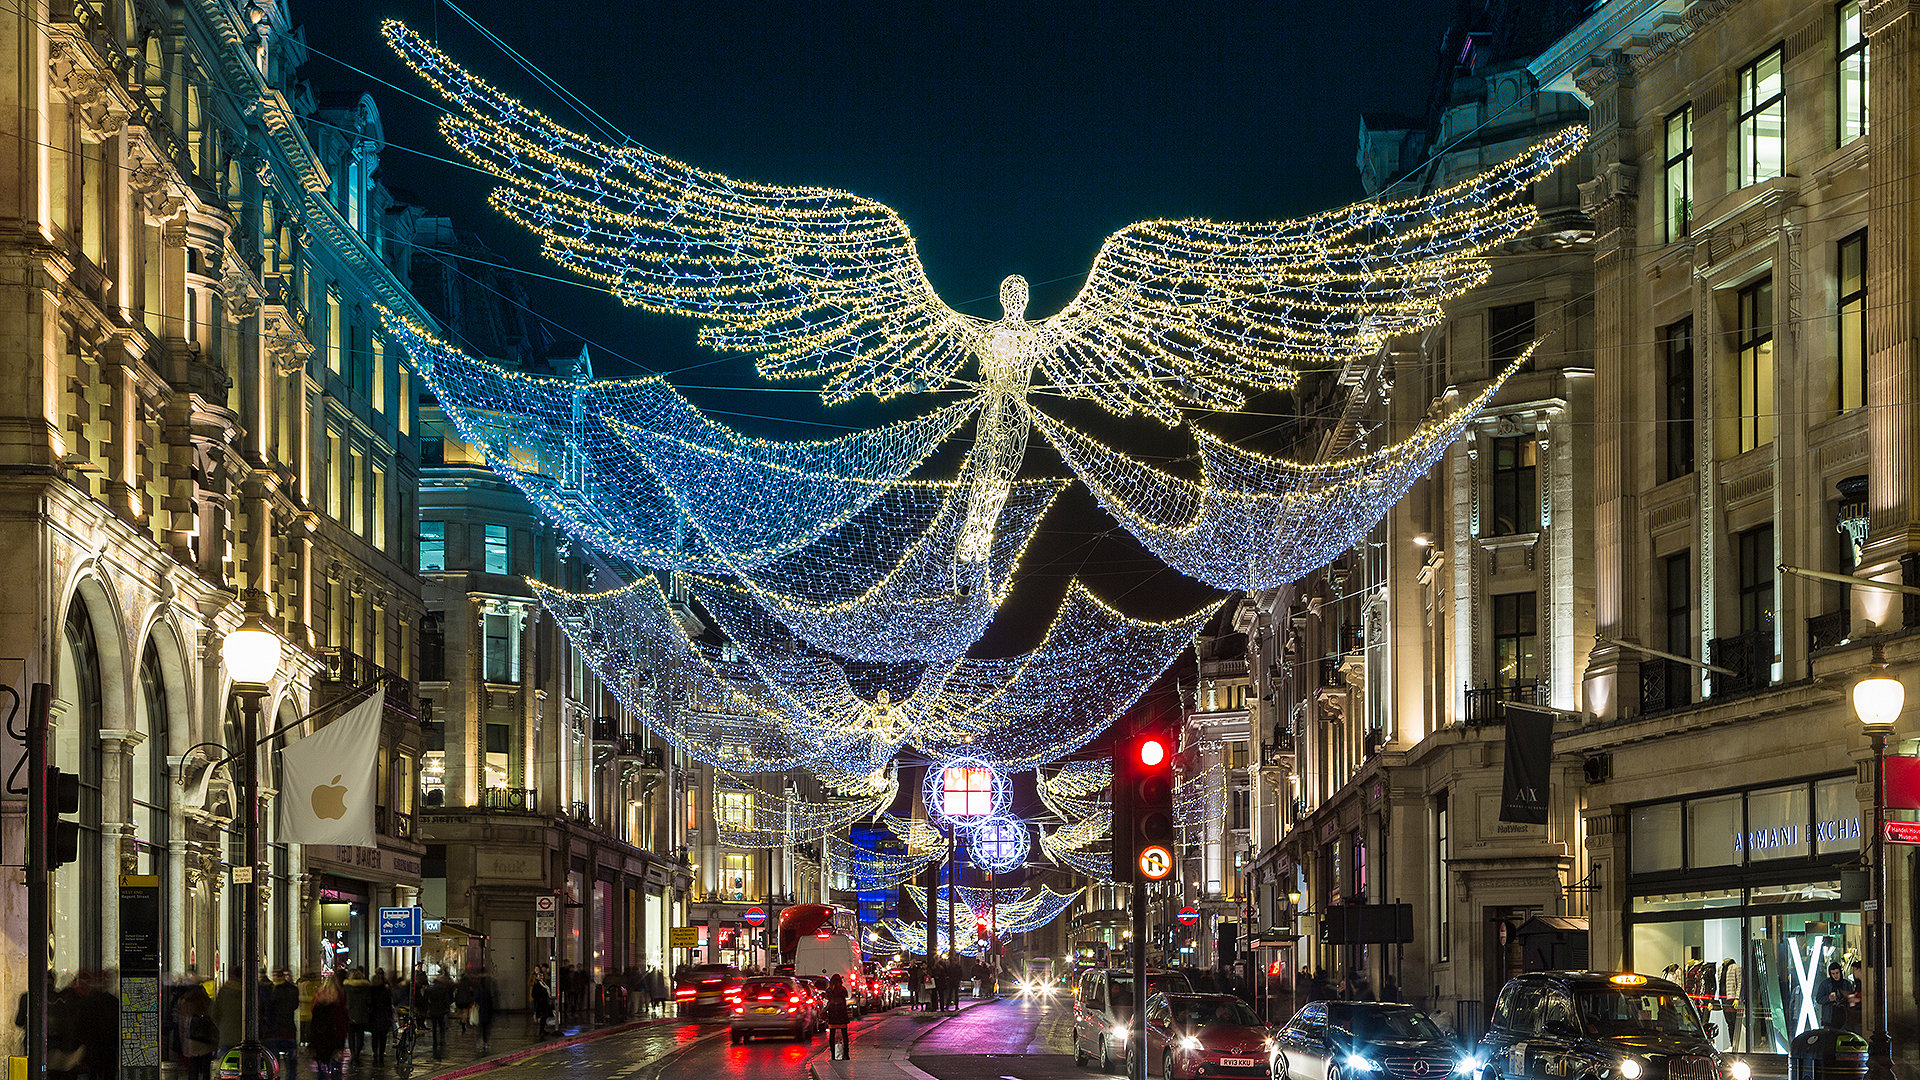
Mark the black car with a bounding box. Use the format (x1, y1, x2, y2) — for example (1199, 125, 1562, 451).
(1271, 1000, 1468, 1080)
(1475, 972, 1752, 1080)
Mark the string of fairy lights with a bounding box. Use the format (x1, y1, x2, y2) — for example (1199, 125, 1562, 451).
(374, 18, 1587, 927)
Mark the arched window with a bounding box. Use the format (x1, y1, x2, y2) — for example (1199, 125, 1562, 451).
(135, 642, 172, 897)
(55, 600, 105, 974)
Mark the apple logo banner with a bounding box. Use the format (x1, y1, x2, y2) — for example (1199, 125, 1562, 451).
(279, 689, 384, 847)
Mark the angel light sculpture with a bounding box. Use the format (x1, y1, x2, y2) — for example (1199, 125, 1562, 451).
(383, 22, 1584, 592)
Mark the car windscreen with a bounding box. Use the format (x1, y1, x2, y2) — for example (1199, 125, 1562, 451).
(1575, 990, 1705, 1037)
(1169, 999, 1260, 1028)
(1327, 1005, 1444, 1042)
(1108, 974, 1190, 1009)
(741, 979, 793, 993)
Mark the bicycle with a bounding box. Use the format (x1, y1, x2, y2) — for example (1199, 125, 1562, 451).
(392, 1005, 418, 1080)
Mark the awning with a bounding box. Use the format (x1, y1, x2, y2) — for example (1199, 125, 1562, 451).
(1517, 915, 1588, 934)
(426, 919, 487, 940)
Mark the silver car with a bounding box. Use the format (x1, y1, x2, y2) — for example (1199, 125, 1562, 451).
(728, 977, 817, 1044)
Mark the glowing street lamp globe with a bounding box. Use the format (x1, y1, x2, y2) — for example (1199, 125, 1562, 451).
(223, 613, 283, 686)
(1854, 672, 1905, 731)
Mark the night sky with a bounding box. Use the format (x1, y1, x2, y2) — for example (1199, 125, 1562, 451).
(299, 0, 1454, 699)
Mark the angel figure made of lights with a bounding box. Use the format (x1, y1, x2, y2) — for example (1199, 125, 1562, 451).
(384, 22, 1585, 590)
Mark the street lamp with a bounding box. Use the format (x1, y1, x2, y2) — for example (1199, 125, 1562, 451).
(222, 612, 282, 1080)
(1851, 646, 1901, 1080)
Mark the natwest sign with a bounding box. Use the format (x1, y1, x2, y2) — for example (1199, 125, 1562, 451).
(1885, 820, 1920, 845)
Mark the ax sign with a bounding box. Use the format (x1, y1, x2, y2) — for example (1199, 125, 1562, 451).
(1499, 704, 1554, 825)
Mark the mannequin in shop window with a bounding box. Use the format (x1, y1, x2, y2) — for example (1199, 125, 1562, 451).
(1683, 949, 1717, 1006)
(1717, 958, 1741, 1050)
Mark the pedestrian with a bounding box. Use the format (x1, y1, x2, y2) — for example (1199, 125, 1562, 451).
(265, 968, 300, 1076)
(306, 979, 349, 1080)
(1815, 962, 1855, 1030)
(424, 971, 454, 1059)
(342, 967, 372, 1062)
(908, 965, 925, 1012)
(473, 972, 495, 1052)
(211, 968, 244, 1062)
(825, 974, 852, 1059)
(43, 973, 81, 1080)
(174, 981, 218, 1080)
(367, 972, 393, 1068)
(73, 969, 119, 1080)
(529, 970, 554, 1039)
(635, 968, 653, 1018)
(453, 972, 476, 1034)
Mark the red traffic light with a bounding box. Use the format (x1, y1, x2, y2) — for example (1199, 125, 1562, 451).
(1138, 737, 1168, 768)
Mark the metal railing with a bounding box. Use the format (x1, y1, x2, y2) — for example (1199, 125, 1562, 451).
(1707, 628, 1772, 700)
(1462, 681, 1539, 726)
(319, 647, 420, 725)
(479, 786, 536, 813)
(592, 716, 618, 741)
(1806, 609, 1851, 672)
(568, 800, 592, 824)
(1637, 658, 1693, 717)
(1318, 659, 1346, 689)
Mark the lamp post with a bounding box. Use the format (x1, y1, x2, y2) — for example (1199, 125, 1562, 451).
(1850, 647, 1901, 1080)
(222, 613, 283, 1080)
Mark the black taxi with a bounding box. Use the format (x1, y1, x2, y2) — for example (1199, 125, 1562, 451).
(1475, 972, 1753, 1080)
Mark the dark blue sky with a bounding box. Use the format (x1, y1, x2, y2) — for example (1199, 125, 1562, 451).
(301, 0, 1457, 637)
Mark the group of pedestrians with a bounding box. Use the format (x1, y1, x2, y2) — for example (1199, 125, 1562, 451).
(12, 970, 121, 1080)
(905, 957, 971, 1011)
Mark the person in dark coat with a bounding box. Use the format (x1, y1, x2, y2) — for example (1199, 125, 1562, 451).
(825, 974, 852, 1059)
(367, 972, 393, 1067)
(1815, 962, 1856, 1030)
(423, 972, 454, 1059)
(529, 970, 554, 1038)
(472, 973, 496, 1052)
(173, 982, 217, 1080)
(305, 980, 349, 1080)
(342, 968, 372, 1061)
(265, 969, 300, 1074)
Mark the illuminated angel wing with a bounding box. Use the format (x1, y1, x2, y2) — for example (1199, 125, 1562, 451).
(1036, 127, 1585, 422)
(385, 21, 982, 403)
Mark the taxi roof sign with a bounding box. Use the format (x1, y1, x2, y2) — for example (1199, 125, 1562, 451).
(1609, 973, 1648, 986)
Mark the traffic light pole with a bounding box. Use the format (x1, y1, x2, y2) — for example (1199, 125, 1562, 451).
(1131, 874, 1147, 1080)
(25, 683, 50, 1080)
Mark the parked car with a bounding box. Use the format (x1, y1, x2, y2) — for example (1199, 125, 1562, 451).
(674, 963, 743, 1017)
(1271, 1000, 1463, 1080)
(728, 976, 816, 1044)
(1139, 992, 1273, 1078)
(1475, 972, 1752, 1080)
(1072, 967, 1195, 1072)
(794, 974, 832, 1030)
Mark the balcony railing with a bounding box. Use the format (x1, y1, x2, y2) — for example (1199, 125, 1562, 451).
(1707, 628, 1773, 701)
(374, 807, 416, 840)
(479, 786, 536, 813)
(1462, 681, 1540, 726)
(1806, 609, 1851, 675)
(319, 647, 420, 726)
(592, 716, 618, 742)
(568, 800, 592, 824)
(1637, 658, 1694, 717)
(1318, 659, 1346, 689)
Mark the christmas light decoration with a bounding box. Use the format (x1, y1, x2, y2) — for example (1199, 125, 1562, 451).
(1038, 831, 1114, 881)
(1038, 760, 1112, 825)
(382, 313, 975, 570)
(1173, 763, 1225, 832)
(968, 815, 1030, 873)
(384, 21, 1583, 575)
(712, 770, 897, 848)
(827, 830, 948, 890)
(922, 758, 1011, 831)
(1030, 355, 1525, 590)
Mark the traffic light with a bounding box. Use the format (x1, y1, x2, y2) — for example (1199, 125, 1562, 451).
(1112, 721, 1176, 884)
(47, 767, 80, 868)
(975, 913, 990, 940)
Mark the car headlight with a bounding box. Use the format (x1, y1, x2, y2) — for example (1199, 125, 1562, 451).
(1455, 1057, 1486, 1076)
(1112, 1024, 1129, 1042)
(1179, 1036, 1202, 1052)
(1618, 1060, 1643, 1080)
(1345, 1056, 1381, 1073)
(1728, 1062, 1751, 1080)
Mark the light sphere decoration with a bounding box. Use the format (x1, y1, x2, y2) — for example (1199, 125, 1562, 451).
(969, 816, 1030, 873)
(1854, 672, 1905, 730)
(924, 758, 1010, 831)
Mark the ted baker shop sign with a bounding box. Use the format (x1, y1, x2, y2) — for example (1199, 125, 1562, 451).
(1732, 813, 1859, 855)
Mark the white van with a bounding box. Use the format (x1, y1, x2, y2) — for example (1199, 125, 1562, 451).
(792, 931, 863, 1002)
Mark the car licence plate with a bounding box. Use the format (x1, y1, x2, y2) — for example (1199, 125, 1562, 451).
(754, 1007, 778, 1013)
(1218, 1059, 1259, 1068)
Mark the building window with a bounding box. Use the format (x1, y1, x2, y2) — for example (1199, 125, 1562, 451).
(484, 523, 509, 575)
(1839, 1, 1868, 145)
(1489, 436, 1539, 535)
(398, 369, 412, 436)
(1738, 278, 1776, 452)
(716, 791, 754, 831)
(419, 613, 445, 682)
(483, 721, 512, 789)
(1488, 302, 1536, 368)
(348, 448, 364, 535)
(1664, 552, 1692, 656)
(1737, 525, 1776, 636)
(371, 467, 387, 550)
(325, 289, 342, 372)
(420, 522, 445, 573)
(1492, 592, 1539, 691)
(1225, 739, 1249, 770)
(420, 433, 442, 465)
(1433, 792, 1449, 962)
(1665, 105, 1693, 241)
(483, 612, 516, 682)
(1839, 231, 1867, 412)
(1738, 47, 1785, 186)
(1663, 319, 1695, 480)
(372, 336, 387, 415)
(325, 431, 342, 518)
(1231, 787, 1251, 831)
(721, 853, 754, 902)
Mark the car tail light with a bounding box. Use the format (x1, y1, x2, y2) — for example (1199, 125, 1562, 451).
(732, 1006, 743, 1014)
(788, 1005, 798, 1013)
(675, 988, 694, 999)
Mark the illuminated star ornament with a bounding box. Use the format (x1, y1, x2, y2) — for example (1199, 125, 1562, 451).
(378, 21, 1585, 809)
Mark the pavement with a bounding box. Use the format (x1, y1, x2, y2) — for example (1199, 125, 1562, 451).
(810, 993, 1076, 1080)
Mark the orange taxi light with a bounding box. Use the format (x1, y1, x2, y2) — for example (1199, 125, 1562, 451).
(1610, 973, 1648, 986)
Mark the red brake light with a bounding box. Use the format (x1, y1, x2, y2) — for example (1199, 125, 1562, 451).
(675, 988, 694, 998)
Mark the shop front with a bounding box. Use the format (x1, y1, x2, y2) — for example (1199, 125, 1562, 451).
(1624, 773, 1865, 1055)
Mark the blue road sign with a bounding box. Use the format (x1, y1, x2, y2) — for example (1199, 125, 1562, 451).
(378, 906, 422, 948)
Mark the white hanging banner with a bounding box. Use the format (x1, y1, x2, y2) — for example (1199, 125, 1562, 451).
(278, 689, 384, 847)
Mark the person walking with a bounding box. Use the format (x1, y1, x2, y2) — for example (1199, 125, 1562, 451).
(529, 970, 554, 1039)
(211, 969, 244, 1063)
(473, 972, 496, 1052)
(1815, 962, 1856, 1031)
(305, 980, 349, 1080)
(453, 972, 476, 1035)
(342, 967, 372, 1062)
(908, 965, 926, 1013)
(367, 972, 393, 1068)
(825, 974, 852, 1060)
(174, 981, 217, 1080)
(424, 971, 454, 1060)
(265, 969, 301, 1077)
(634, 968, 653, 1018)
